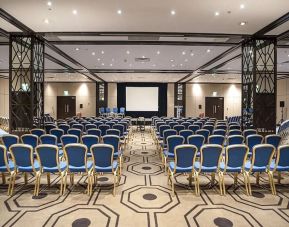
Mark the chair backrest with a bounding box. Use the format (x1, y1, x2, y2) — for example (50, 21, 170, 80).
(208, 135, 225, 145)
(68, 128, 82, 140)
(21, 134, 38, 149)
(203, 125, 214, 134)
(106, 107, 111, 113)
(275, 145, 289, 168)
(99, 124, 110, 136)
(64, 144, 88, 170)
(1, 134, 19, 150)
(0, 145, 12, 172)
(174, 144, 198, 169)
(10, 144, 34, 168)
(229, 125, 241, 130)
(215, 125, 227, 131)
(82, 135, 99, 151)
(58, 124, 70, 134)
(250, 144, 275, 169)
(50, 128, 64, 143)
(198, 144, 223, 171)
(94, 121, 103, 128)
(187, 135, 205, 151)
(159, 125, 170, 137)
(30, 128, 45, 137)
(103, 135, 120, 153)
(228, 129, 242, 136)
(179, 130, 194, 144)
(265, 135, 281, 150)
(36, 145, 59, 169)
(113, 124, 124, 137)
(243, 129, 257, 138)
(169, 122, 178, 129)
(87, 128, 102, 137)
(40, 134, 57, 145)
(227, 135, 244, 145)
(91, 144, 114, 169)
(213, 129, 226, 136)
(181, 122, 190, 129)
(85, 124, 96, 131)
(194, 122, 203, 129)
(167, 135, 184, 153)
(246, 134, 263, 152)
(61, 135, 79, 146)
(196, 129, 210, 142)
(99, 107, 105, 114)
(45, 124, 57, 133)
(163, 129, 177, 144)
(188, 125, 200, 133)
(106, 121, 115, 128)
(173, 125, 186, 134)
(106, 129, 121, 136)
(120, 107, 125, 114)
(224, 145, 248, 171)
(113, 107, 118, 113)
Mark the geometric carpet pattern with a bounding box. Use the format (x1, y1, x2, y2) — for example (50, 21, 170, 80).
(1, 128, 289, 227)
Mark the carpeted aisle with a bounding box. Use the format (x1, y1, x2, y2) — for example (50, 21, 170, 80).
(1, 127, 289, 227)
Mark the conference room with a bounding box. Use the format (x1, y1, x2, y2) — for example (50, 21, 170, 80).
(1, 1, 289, 226)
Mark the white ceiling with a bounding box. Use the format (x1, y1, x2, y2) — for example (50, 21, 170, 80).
(1, 0, 289, 34)
(191, 74, 241, 83)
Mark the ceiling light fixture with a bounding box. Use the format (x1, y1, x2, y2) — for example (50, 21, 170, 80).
(207, 49, 211, 53)
(170, 59, 174, 62)
(75, 47, 79, 51)
(157, 51, 160, 55)
(240, 4, 245, 9)
(171, 10, 176, 15)
(239, 21, 247, 26)
(72, 9, 77, 15)
(172, 64, 175, 67)
(180, 63, 183, 66)
(215, 12, 220, 16)
(44, 18, 49, 24)
(182, 51, 186, 55)
(190, 52, 194, 56)
(47, 1, 52, 7)
(110, 63, 113, 67)
(101, 63, 104, 66)
(92, 52, 95, 56)
(101, 50, 104, 54)
(126, 50, 130, 54)
(97, 58, 100, 61)
(117, 9, 122, 15)
(185, 59, 188, 62)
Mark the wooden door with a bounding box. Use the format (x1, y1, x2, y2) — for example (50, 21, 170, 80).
(57, 96, 76, 119)
(205, 97, 224, 120)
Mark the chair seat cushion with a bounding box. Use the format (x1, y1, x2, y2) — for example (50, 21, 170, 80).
(194, 161, 218, 172)
(219, 162, 242, 173)
(94, 160, 118, 173)
(18, 160, 40, 172)
(0, 160, 14, 172)
(43, 161, 67, 173)
(163, 150, 174, 158)
(244, 161, 267, 172)
(270, 160, 289, 171)
(69, 160, 93, 172)
(169, 162, 192, 173)
(113, 151, 123, 158)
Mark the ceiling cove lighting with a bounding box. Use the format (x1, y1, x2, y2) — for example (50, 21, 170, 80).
(171, 10, 176, 15)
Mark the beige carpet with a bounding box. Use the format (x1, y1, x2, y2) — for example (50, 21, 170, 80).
(1, 128, 289, 227)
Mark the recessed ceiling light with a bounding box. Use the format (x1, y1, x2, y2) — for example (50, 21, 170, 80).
(152, 64, 156, 67)
(101, 63, 104, 66)
(170, 59, 174, 62)
(142, 55, 145, 58)
(182, 51, 186, 55)
(207, 49, 211, 53)
(190, 52, 194, 56)
(75, 47, 79, 51)
(157, 51, 160, 55)
(185, 59, 188, 62)
(101, 50, 104, 54)
(240, 4, 245, 9)
(171, 10, 176, 15)
(239, 21, 247, 26)
(215, 12, 220, 16)
(112, 58, 115, 61)
(126, 50, 130, 54)
(47, 1, 52, 7)
(180, 63, 183, 66)
(117, 9, 122, 15)
(72, 9, 77, 15)
(110, 63, 113, 67)
(172, 64, 175, 67)
(97, 58, 100, 61)
(129, 63, 132, 67)
(44, 18, 49, 24)
(92, 52, 95, 56)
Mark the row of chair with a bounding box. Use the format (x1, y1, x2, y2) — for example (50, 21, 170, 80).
(99, 107, 125, 116)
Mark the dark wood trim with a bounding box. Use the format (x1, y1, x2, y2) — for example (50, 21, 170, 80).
(186, 82, 241, 85)
(207, 54, 241, 71)
(277, 29, 289, 41)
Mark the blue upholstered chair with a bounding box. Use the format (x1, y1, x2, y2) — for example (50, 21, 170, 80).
(227, 135, 244, 146)
(94, 121, 103, 128)
(168, 144, 198, 196)
(107, 129, 121, 136)
(188, 125, 200, 134)
(82, 135, 99, 158)
(169, 122, 178, 129)
(103, 135, 123, 174)
(45, 124, 57, 133)
(64, 144, 92, 194)
(179, 130, 194, 144)
(208, 135, 225, 146)
(68, 128, 82, 141)
(244, 144, 275, 195)
(246, 134, 263, 155)
(228, 130, 242, 136)
(85, 124, 96, 131)
(58, 124, 70, 134)
(40, 134, 57, 145)
(99, 107, 105, 116)
(99, 124, 110, 137)
(265, 135, 282, 150)
(196, 129, 210, 143)
(161, 129, 177, 149)
(21, 134, 38, 150)
(203, 125, 214, 135)
(187, 135, 205, 157)
(162, 135, 184, 173)
(270, 145, 289, 186)
(0, 145, 15, 195)
(1, 134, 19, 150)
(213, 129, 226, 136)
(159, 125, 171, 140)
(106, 121, 115, 129)
(9, 144, 40, 196)
(113, 124, 125, 140)
(89, 144, 120, 196)
(194, 144, 223, 195)
(181, 122, 191, 129)
(215, 125, 227, 131)
(61, 135, 79, 147)
(113, 107, 118, 114)
(87, 128, 102, 137)
(229, 125, 241, 130)
(30, 129, 45, 137)
(50, 128, 64, 147)
(243, 129, 257, 139)
(194, 122, 203, 129)
(72, 124, 84, 132)
(173, 125, 186, 134)
(106, 107, 111, 114)
(220, 145, 249, 195)
(35, 145, 67, 195)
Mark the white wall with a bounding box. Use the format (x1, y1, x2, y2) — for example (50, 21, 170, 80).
(107, 83, 117, 108)
(0, 78, 9, 117)
(44, 82, 96, 118)
(167, 83, 175, 117)
(186, 83, 242, 118)
(277, 78, 289, 122)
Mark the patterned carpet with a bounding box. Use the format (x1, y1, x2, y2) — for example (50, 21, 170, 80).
(1, 128, 289, 227)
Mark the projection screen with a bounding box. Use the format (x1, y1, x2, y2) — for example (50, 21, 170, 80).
(126, 87, 159, 111)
